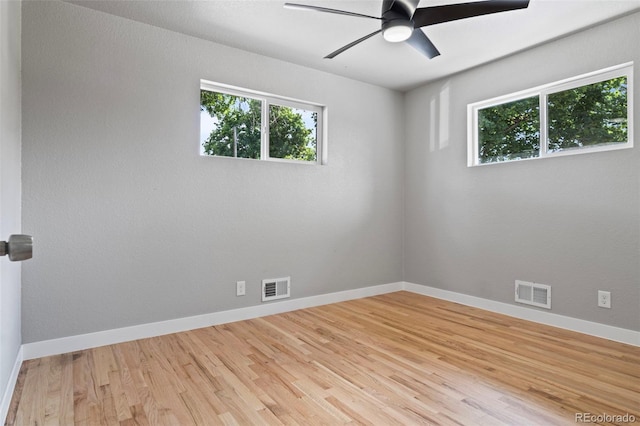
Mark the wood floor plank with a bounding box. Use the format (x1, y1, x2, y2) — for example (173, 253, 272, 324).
(6, 292, 640, 425)
(43, 355, 62, 426)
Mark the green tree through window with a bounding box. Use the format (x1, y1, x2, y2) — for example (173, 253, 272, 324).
(478, 96, 540, 163)
(200, 91, 262, 159)
(269, 104, 317, 161)
(200, 89, 318, 162)
(471, 66, 631, 166)
(548, 77, 627, 152)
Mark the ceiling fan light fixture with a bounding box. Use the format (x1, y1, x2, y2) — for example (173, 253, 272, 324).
(286, 0, 531, 59)
(382, 20, 413, 43)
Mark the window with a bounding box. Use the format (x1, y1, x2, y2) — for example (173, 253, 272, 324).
(468, 63, 633, 166)
(477, 95, 540, 163)
(200, 80, 324, 164)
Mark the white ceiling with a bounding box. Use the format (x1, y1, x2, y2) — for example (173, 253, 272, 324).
(65, 0, 640, 91)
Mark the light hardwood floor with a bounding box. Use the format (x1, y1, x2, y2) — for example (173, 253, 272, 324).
(6, 292, 640, 425)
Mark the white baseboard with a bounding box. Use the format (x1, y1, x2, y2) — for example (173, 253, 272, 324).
(22, 282, 404, 360)
(403, 282, 640, 347)
(21, 280, 639, 361)
(1, 346, 23, 425)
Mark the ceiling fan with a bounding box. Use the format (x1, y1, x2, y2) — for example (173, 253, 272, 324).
(284, 0, 530, 59)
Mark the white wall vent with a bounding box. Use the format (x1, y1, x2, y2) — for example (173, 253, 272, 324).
(262, 276, 290, 302)
(515, 280, 551, 309)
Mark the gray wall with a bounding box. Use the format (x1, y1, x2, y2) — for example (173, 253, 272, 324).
(21, 1, 404, 343)
(0, 0, 22, 404)
(404, 12, 640, 330)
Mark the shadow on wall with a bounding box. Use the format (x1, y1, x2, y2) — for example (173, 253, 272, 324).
(428, 80, 451, 153)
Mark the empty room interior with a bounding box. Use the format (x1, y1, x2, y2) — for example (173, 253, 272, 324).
(1, 0, 639, 424)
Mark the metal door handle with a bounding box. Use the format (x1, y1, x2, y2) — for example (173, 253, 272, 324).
(0, 234, 33, 261)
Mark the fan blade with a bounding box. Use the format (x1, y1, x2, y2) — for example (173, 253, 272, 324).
(413, 0, 530, 28)
(284, 3, 381, 20)
(406, 29, 440, 59)
(382, 0, 420, 17)
(325, 29, 383, 59)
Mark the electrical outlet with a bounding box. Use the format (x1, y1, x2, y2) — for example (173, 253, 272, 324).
(598, 290, 611, 308)
(236, 281, 246, 296)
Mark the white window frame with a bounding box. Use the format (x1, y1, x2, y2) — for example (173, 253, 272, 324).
(200, 79, 326, 165)
(468, 62, 634, 167)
